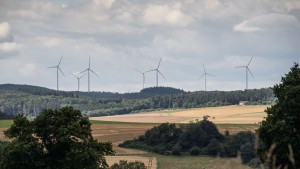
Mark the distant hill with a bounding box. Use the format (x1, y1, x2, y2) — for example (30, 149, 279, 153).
(0, 84, 75, 97)
(0, 83, 275, 117)
(0, 84, 185, 99)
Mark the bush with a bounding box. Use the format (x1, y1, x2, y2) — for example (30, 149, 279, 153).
(110, 160, 147, 169)
(240, 142, 256, 164)
(171, 143, 182, 156)
(204, 138, 223, 156)
(190, 146, 201, 156)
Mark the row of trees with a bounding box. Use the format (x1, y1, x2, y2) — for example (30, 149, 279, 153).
(0, 88, 274, 117)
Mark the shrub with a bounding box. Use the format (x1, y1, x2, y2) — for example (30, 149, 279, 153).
(190, 146, 201, 156)
(171, 143, 182, 156)
(110, 160, 147, 169)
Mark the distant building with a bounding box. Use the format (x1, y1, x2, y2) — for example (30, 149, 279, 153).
(239, 101, 250, 105)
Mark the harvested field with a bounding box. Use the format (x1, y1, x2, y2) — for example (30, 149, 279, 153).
(90, 105, 269, 124)
(91, 123, 156, 155)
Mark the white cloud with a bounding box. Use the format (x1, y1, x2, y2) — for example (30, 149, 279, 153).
(19, 63, 36, 76)
(0, 22, 10, 40)
(234, 13, 300, 32)
(37, 37, 64, 47)
(143, 3, 194, 26)
(0, 42, 19, 53)
(93, 0, 115, 9)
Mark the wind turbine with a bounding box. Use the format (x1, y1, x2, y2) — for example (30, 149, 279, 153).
(72, 73, 86, 92)
(235, 56, 254, 90)
(135, 69, 146, 89)
(147, 58, 165, 87)
(48, 57, 65, 91)
(79, 57, 100, 92)
(200, 64, 214, 91)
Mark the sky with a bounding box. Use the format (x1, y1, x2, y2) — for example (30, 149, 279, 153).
(0, 0, 299, 93)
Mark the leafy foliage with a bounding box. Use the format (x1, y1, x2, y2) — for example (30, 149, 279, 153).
(110, 160, 147, 169)
(120, 120, 257, 163)
(0, 106, 114, 169)
(258, 63, 300, 168)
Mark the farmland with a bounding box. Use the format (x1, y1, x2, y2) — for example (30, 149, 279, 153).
(0, 105, 269, 168)
(90, 105, 269, 124)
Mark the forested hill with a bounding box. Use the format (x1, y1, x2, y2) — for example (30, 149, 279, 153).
(0, 84, 75, 97)
(0, 84, 184, 99)
(0, 84, 275, 117)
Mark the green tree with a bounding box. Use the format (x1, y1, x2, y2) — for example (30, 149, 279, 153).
(0, 106, 114, 169)
(110, 160, 147, 169)
(258, 63, 300, 168)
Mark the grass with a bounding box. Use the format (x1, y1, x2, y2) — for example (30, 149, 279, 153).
(156, 155, 251, 169)
(0, 120, 13, 128)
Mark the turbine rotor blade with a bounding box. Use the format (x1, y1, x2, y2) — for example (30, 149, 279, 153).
(203, 64, 206, 73)
(146, 69, 156, 73)
(158, 70, 166, 79)
(207, 73, 215, 76)
(199, 74, 205, 80)
(79, 73, 86, 79)
(72, 73, 78, 78)
(58, 56, 63, 66)
(247, 67, 254, 77)
(157, 58, 161, 69)
(58, 67, 65, 76)
(90, 69, 100, 77)
(235, 66, 246, 68)
(89, 57, 91, 68)
(247, 56, 253, 66)
(79, 69, 88, 74)
(48, 66, 57, 68)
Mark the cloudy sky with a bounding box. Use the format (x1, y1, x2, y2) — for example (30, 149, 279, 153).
(0, 0, 299, 93)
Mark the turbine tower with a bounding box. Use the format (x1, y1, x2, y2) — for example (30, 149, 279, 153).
(135, 69, 146, 89)
(48, 57, 64, 91)
(80, 57, 100, 92)
(200, 64, 214, 91)
(235, 56, 254, 90)
(147, 58, 165, 87)
(72, 73, 85, 92)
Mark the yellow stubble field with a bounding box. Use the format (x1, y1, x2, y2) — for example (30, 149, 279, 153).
(90, 105, 269, 124)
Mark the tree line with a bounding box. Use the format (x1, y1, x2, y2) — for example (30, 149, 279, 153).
(0, 85, 274, 117)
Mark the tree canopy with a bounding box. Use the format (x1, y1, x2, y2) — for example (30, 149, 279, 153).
(258, 63, 300, 168)
(0, 106, 114, 169)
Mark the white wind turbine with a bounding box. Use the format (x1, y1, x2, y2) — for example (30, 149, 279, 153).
(235, 56, 254, 90)
(135, 69, 147, 89)
(200, 64, 214, 91)
(48, 57, 65, 91)
(79, 57, 100, 92)
(72, 73, 86, 92)
(147, 58, 165, 87)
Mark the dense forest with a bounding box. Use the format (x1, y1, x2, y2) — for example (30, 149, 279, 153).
(0, 84, 275, 117)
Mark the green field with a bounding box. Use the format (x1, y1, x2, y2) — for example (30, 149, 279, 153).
(156, 155, 251, 169)
(0, 120, 13, 128)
